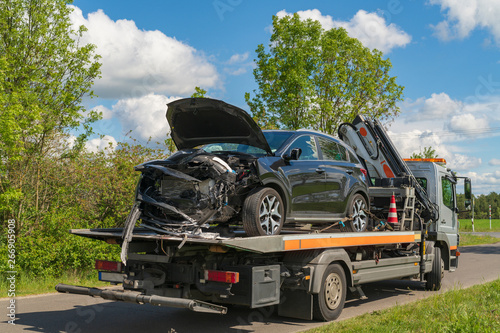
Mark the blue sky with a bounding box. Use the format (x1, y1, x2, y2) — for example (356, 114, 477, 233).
(71, 0, 500, 195)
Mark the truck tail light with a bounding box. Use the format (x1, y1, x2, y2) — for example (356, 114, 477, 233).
(204, 270, 239, 284)
(95, 260, 122, 272)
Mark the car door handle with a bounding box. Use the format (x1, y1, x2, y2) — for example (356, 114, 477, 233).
(346, 170, 354, 175)
(315, 168, 325, 174)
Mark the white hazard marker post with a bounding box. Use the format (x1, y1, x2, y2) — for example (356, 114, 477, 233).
(471, 197, 475, 232)
(489, 205, 492, 230)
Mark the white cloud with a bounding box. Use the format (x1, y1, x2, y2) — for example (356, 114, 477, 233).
(227, 52, 249, 64)
(464, 171, 500, 187)
(69, 6, 219, 99)
(225, 67, 247, 76)
(276, 9, 335, 30)
(446, 154, 482, 171)
(91, 105, 113, 120)
(111, 93, 181, 141)
(85, 135, 117, 153)
(276, 9, 411, 53)
(489, 158, 500, 166)
(385, 91, 500, 176)
(448, 113, 490, 135)
(429, 0, 500, 43)
(224, 52, 253, 76)
(332, 10, 411, 53)
(419, 92, 462, 120)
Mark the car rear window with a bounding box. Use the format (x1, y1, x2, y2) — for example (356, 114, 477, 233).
(318, 137, 347, 161)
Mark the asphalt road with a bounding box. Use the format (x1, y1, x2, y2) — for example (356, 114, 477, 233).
(2, 242, 500, 333)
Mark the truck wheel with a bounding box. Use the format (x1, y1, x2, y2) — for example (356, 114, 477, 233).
(242, 187, 284, 236)
(313, 263, 346, 321)
(425, 246, 444, 291)
(348, 194, 368, 232)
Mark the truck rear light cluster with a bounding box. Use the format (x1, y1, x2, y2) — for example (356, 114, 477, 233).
(204, 270, 239, 284)
(95, 260, 122, 272)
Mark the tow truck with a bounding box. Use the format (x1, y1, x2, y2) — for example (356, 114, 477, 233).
(56, 115, 472, 321)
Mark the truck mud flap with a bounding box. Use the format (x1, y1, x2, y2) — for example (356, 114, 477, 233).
(55, 283, 227, 314)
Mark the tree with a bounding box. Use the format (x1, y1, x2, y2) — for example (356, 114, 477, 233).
(410, 146, 438, 159)
(191, 86, 207, 98)
(0, 0, 101, 223)
(245, 13, 404, 133)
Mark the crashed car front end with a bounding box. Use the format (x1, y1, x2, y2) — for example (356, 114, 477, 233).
(134, 148, 261, 236)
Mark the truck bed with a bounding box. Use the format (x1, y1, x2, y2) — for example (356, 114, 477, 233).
(71, 228, 421, 254)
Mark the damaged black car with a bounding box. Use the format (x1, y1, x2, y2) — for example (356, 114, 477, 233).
(133, 98, 369, 237)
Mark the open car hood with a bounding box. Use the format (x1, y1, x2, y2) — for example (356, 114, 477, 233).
(167, 98, 272, 154)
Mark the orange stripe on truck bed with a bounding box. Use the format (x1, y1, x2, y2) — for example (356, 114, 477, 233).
(284, 239, 300, 250)
(284, 234, 417, 251)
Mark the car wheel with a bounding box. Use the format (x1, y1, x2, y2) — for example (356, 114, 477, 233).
(425, 246, 444, 291)
(242, 187, 284, 236)
(313, 263, 346, 321)
(348, 193, 368, 232)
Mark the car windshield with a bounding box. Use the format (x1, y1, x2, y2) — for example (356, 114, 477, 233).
(202, 143, 267, 155)
(202, 131, 294, 155)
(263, 131, 294, 152)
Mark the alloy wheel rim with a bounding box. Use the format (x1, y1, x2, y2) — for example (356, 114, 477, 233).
(352, 198, 367, 232)
(259, 194, 282, 235)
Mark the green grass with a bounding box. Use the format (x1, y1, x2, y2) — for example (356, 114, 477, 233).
(459, 219, 500, 232)
(0, 270, 112, 298)
(307, 279, 500, 333)
(460, 233, 500, 246)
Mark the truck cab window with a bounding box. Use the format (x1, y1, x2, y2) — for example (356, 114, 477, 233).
(441, 177, 454, 210)
(416, 178, 428, 193)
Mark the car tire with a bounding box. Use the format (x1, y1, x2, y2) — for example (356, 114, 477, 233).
(313, 263, 346, 321)
(242, 187, 284, 236)
(348, 193, 368, 232)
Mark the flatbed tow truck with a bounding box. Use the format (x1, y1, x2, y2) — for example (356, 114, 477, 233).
(56, 115, 472, 321)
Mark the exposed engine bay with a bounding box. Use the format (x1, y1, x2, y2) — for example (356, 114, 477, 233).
(134, 149, 261, 236)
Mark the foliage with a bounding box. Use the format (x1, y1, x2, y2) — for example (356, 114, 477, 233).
(410, 146, 439, 159)
(459, 233, 499, 246)
(0, 269, 111, 297)
(245, 13, 404, 133)
(191, 86, 207, 98)
(308, 279, 500, 333)
(0, 0, 101, 222)
(0, 138, 169, 276)
(458, 192, 500, 219)
(459, 219, 500, 233)
(0, 1, 172, 278)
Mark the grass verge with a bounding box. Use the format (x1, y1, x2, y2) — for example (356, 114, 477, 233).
(460, 233, 500, 246)
(459, 219, 500, 232)
(307, 279, 500, 333)
(0, 270, 111, 298)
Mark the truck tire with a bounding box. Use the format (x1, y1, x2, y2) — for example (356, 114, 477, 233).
(242, 187, 284, 236)
(425, 246, 444, 291)
(348, 193, 368, 232)
(313, 263, 346, 321)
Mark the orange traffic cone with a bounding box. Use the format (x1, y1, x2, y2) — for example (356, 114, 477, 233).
(387, 193, 398, 225)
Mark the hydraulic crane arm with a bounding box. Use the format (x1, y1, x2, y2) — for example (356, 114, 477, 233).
(338, 115, 438, 223)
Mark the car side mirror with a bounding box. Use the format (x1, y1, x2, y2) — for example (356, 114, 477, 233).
(283, 148, 302, 161)
(464, 178, 472, 211)
(290, 148, 302, 160)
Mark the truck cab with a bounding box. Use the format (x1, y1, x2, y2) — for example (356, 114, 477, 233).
(406, 159, 471, 271)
